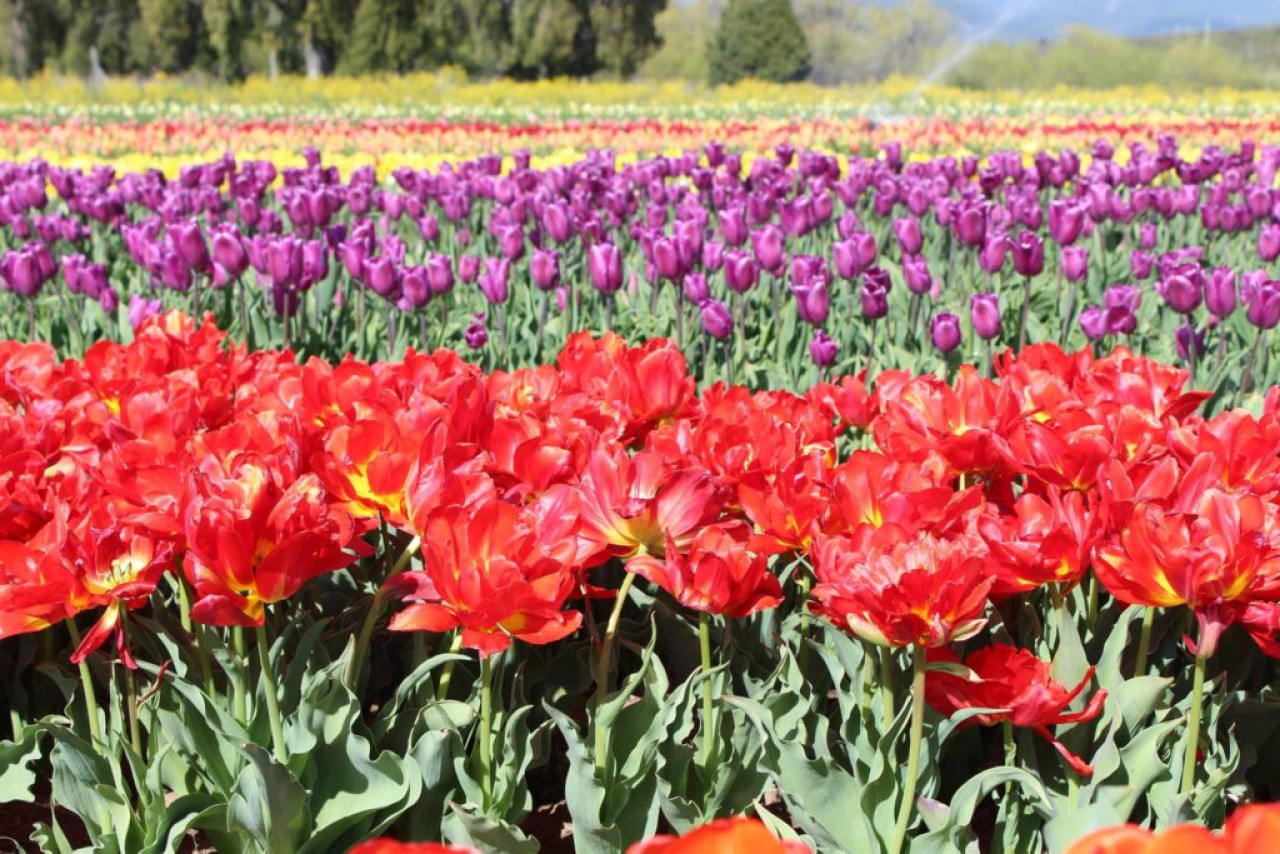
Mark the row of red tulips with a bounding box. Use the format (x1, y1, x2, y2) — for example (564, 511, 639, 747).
(3, 309, 1280, 851)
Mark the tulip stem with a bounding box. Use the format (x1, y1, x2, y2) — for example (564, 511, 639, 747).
(1134, 606, 1155, 677)
(1181, 651, 1208, 796)
(231, 626, 248, 728)
(119, 609, 142, 757)
(699, 613, 718, 769)
(348, 534, 420, 691)
(1233, 327, 1266, 409)
(478, 652, 494, 810)
(1017, 276, 1032, 350)
(1001, 720, 1017, 854)
(255, 621, 288, 764)
(435, 632, 463, 702)
(593, 572, 637, 775)
(879, 645, 896, 733)
(65, 619, 103, 754)
(797, 569, 811, 673)
(890, 646, 927, 854)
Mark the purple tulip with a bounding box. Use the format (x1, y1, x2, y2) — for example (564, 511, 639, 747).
(1010, 231, 1045, 278)
(978, 234, 1007, 274)
(970, 292, 1002, 340)
(1244, 278, 1280, 329)
(931, 312, 962, 353)
(893, 218, 923, 256)
(809, 329, 838, 367)
(861, 281, 889, 319)
(211, 227, 248, 277)
(751, 225, 786, 274)
(1206, 267, 1237, 318)
(364, 256, 399, 298)
(1176, 325, 1206, 361)
(724, 251, 758, 294)
(458, 254, 480, 284)
(128, 294, 163, 330)
(683, 272, 710, 305)
(954, 204, 986, 247)
(832, 239, 861, 280)
(171, 221, 210, 272)
(1060, 246, 1089, 283)
(544, 202, 573, 245)
(426, 253, 455, 295)
(652, 236, 684, 281)
(700, 299, 733, 339)
(1130, 250, 1155, 280)
(702, 240, 725, 273)
(478, 258, 511, 304)
(99, 285, 120, 313)
(1079, 306, 1108, 340)
(1157, 273, 1203, 315)
(589, 243, 624, 295)
(1138, 223, 1158, 250)
(400, 266, 431, 309)
(1048, 199, 1084, 245)
(1261, 224, 1280, 263)
(529, 248, 560, 292)
(720, 207, 749, 246)
(464, 316, 488, 349)
(903, 255, 932, 296)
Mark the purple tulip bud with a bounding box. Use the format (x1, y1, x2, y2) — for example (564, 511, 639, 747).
(426, 253, 455, 295)
(589, 243, 624, 295)
(364, 257, 400, 298)
(128, 294, 163, 330)
(464, 317, 488, 349)
(171, 221, 210, 272)
(701, 240, 725, 273)
(530, 248, 560, 292)
(751, 225, 786, 274)
(700, 299, 733, 340)
(1079, 305, 1108, 340)
(652, 236, 683, 281)
(978, 234, 1007, 274)
(724, 251, 759, 294)
(720, 207, 749, 247)
(1130, 250, 1155, 280)
(212, 228, 248, 278)
(498, 225, 525, 261)
(1060, 246, 1089, 283)
(809, 329, 838, 367)
(893, 218, 923, 255)
(1048, 200, 1084, 245)
(1157, 273, 1202, 314)
(861, 282, 889, 320)
(954, 205, 987, 247)
(1260, 224, 1280, 263)
(1245, 278, 1280, 329)
(682, 272, 710, 305)
(1010, 231, 1045, 278)
(852, 231, 878, 270)
(401, 266, 431, 309)
(902, 255, 932, 296)
(970, 292, 1002, 340)
(1206, 267, 1237, 319)
(1175, 325, 1206, 362)
(478, 258, 511, 304)
(930, 312, 962, 353)
(99, 285, 120, 313)
(1138, 223, 1158, 250)
(458, 254, 480, 285)
(544, 202, 573, 245)
(832, 239, 861, 280)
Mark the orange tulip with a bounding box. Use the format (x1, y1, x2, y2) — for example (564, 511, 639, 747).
(347, 840, 480, 854)
(1065, 802, 1280, 854)
(628, 523, 782, 618)
(627, 817, 809, 853)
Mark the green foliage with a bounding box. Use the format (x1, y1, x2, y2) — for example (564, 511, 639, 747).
(137, 0, 196, 72)
(706, 0, 812, 85)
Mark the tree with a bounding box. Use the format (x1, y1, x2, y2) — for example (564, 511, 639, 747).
(509, 0, 592, 79)
(138, 0, 196, 72)
(204, 0, 245, 80)
(706, 0, 810, 85)
(639, 0, 716, 80)
(590, 0, 665, 79)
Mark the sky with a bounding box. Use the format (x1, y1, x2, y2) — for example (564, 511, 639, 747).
(932, 0, 1280, 40)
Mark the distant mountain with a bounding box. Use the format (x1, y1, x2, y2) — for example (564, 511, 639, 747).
(932, 0, 1280, 41)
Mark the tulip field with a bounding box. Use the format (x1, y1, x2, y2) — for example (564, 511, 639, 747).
(7, 84, 1280, 854)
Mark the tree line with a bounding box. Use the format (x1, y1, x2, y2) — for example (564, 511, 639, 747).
(1, 0, 666, 80)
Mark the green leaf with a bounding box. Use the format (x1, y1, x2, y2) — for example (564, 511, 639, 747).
(0, 730, 41, 803)
(226, 743, 310, 854)
(441, 803, 539, 854)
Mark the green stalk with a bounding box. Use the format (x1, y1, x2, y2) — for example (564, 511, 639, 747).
(797, 566, 811, 672)
(699, 613, 718, 769)
(435, 631, 463, 702)
(1180, 651, 1208, 796)
(255, 621, 288, 764)
(879, 644, 896, 733)
(478, 653, 494, 811)
(232, 626, 248, 727)
(119, 608, 142, 756)
(1134, 606, 1155, 677)
(65, 619, 103, 754)
(1085, 575, 1099, 635)
(1001, 720, 1017, 854)
(889, 646, 927, 854)
(348, 534, 420, 691)
(592, 572, 637, 775)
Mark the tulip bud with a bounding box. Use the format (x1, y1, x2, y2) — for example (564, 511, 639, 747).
(529, 248, 560, 292)
(724, 251, 758, 294)
(478, 258, 511, 304)
(498, 225, 524, 261)
(832, 239, 861, 280)
(1157, 273, 1202, 315)
(458, 254, 480, 284)
(1138, 223, 1158, 250)
(978, 234, 1007, 274)
(1048, 199, 1083, 245)
(1078, 305, 1108, 340)
(212, 228, 248, 277)
(401, 266, 431, 309)
(720, 206, 749, 246)
(99, 285, 120, 313)
(700, 298, 733, 339)
(1245, 278, 1280, 329)
(426, 253, 455, 295)
(1205, 267, 1237, 319)
(861, 282, 889, 320)
(970, 292, 1002, 340)
(128, 294, 163, 330)
(364, 256, 399, 298)
(1260, 224, 1280, 263)
(902, 255, 932, 296)
(893, 217, 923, 255)
(701, 240, 725, 273)
(1176, 324, 1206, 362)
(751, 225, 785, 274)
(682, 272, 710, 305)
(1130, 250, 1154, 280)
(1010, 231, 1045, 278)
(954, 205, 986, 247)
(588, 243, 624, 295)
(652, 236, 683, 281)
(1059, 246, 1089, 283)
(464, 316, 488, 349)
(930, 312, 962, 353)
(809, 329, 838, 367)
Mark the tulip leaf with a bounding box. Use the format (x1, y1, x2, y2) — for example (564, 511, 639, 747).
(226, 743, 310, 854)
